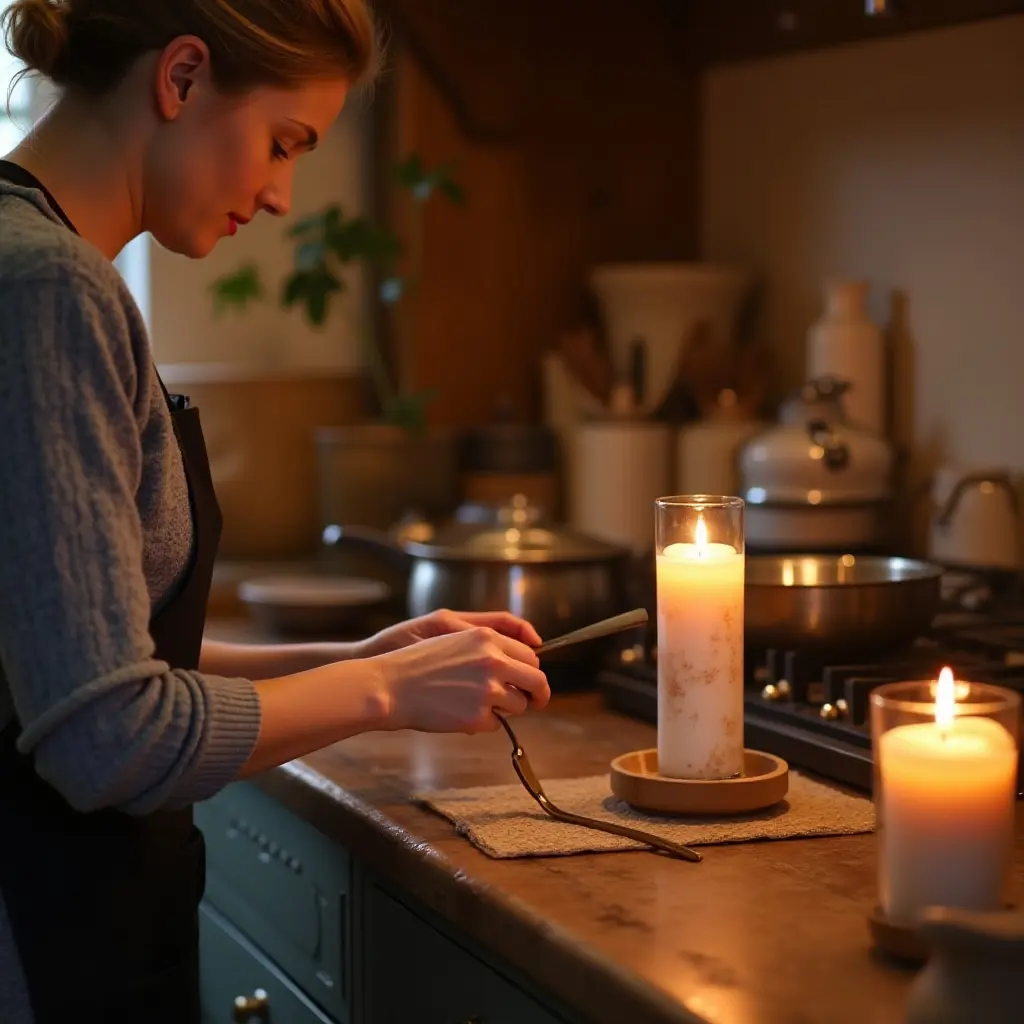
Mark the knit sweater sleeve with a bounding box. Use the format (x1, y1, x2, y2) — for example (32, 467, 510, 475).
(0, 269, 261, 815)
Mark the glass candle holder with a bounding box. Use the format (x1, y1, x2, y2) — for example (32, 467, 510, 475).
(871, 673, 1020, 923)
(655, 495, 744, 780)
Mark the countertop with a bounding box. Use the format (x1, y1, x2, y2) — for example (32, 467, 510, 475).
(210, 619, 1024, 1024)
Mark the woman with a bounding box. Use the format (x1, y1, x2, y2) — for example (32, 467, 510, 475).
(0, 1, 550, 1021)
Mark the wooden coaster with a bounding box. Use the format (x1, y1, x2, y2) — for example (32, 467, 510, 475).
(609, 749, 789, 816)
(867, 906, 928, 964)
(868, 904, 1019, 965)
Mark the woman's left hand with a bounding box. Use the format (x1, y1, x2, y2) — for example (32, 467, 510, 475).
(354, 609, 542, 660)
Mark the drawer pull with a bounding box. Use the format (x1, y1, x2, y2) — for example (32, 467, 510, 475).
(455, 1018, 483, 1023)
(233, 987, 270, 1021)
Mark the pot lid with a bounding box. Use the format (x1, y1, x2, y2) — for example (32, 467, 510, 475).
(405, 495, 627, 563)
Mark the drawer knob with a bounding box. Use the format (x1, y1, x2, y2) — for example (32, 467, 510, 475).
(233, 987, 270, 1021)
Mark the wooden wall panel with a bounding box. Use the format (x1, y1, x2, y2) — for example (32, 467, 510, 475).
(374, 0, 700, 428)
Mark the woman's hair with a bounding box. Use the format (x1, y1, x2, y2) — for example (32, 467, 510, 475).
(2, 0, 381, 97)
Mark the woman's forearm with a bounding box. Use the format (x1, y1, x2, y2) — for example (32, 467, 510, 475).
(237, 657, 393, 777)
(200, 637, 361, 680)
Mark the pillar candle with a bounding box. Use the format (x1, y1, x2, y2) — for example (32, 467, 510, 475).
(656, 517, 744, 779)
(879, 669, 1017, 921)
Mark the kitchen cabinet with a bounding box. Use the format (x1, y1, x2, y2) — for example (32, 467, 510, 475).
(199, 903, 335, 1024)
(197, 782, 350, 1022)
(675, 0, 1023, 68)
(382, 0, 1021, 81)
(360, 880, 572, 1024)
(196, 783, 579, 1024)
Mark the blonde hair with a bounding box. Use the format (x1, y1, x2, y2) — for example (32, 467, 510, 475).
(2, 0, 381, 97)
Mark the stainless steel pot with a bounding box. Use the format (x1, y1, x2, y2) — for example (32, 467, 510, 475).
(745, 554, 943, 658)
(321, 497, 632, 661)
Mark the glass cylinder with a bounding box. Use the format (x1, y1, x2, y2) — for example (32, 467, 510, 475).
(655, 495, 745, 780)
(871, 675, 1020, 923)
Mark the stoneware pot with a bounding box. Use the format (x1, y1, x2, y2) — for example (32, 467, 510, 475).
(906, 907, 1024, 1024)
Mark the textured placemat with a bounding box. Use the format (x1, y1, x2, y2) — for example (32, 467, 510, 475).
(415, 772, 875, 859)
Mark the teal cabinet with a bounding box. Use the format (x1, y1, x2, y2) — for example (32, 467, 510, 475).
(198, 782, 578, 1024)
(197, 784, 350, 1022)
(200, 903, 334, 1024)
(360, 880, 571, 1024)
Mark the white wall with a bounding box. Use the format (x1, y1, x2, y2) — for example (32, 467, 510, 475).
(148, 95, 372, 372)
(702, 16, 1024, 479)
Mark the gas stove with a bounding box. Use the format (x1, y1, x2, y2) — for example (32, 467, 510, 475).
(600, 571, 1024, 793)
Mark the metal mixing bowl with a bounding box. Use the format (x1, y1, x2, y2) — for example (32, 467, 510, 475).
(744, 554, 943, 658)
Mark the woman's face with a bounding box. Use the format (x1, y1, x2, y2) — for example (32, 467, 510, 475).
(141, 40, 349, 258)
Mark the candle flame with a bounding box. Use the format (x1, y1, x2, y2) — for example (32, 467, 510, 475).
(694, 515, 708, 555)
(935, 666, 956, 731)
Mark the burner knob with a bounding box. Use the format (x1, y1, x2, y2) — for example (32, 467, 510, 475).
(820, 699, 849, 721)
(619, 644, 645, 666)
(762, 680, 792, 702)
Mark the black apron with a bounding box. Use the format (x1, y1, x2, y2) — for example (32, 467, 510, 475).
(0, 161, 221, 1022)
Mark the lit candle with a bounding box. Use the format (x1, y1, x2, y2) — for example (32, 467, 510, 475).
(656, 514, 745, 779)
(879, 668, 1017, 921)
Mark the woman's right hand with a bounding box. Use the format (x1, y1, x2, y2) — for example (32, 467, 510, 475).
(372, 626, 550, 734)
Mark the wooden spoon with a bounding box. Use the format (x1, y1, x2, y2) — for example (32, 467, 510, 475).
(536, 608, 649, 657)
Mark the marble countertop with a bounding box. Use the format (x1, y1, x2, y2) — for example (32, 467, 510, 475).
(211, 619, 1024, 1024)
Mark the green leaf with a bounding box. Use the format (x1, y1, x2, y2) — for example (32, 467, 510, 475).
(438, 176, 466, 204)
(209, 264, 265, 314)
(325, 217, 400, 264)
(382, 388, 438, 433)
(282, 272, 306, 308)
(392, 153, 426, 190)
(306, 273, 342, 325)
(287, 205, 341, 241)
(281, 267, 344, 326)
(392, 153, 465, 206)
(324, 205, 343, 234)
(325, 217, 371, 262)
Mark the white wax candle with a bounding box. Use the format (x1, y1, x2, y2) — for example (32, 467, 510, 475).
(656, 522, 744, 779)
(879, 681, 1017, 921)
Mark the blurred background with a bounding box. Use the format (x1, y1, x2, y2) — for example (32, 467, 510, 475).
(4, 0, 1022, 643)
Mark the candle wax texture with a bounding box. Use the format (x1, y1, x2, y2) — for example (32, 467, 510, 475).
(656, 540, 744, 779)
(879, 714, 1016, 921)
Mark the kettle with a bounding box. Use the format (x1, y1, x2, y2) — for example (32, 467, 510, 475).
(928, 466, 1020, 572)
(738, 376, 895, 551)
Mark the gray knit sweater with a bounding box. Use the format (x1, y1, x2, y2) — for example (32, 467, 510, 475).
(0, 181, 262, 1021)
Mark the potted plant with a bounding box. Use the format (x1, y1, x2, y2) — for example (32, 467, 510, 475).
(210, 154, 466, 540)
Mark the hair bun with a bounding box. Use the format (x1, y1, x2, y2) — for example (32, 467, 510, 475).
(3, 0, 70, 82)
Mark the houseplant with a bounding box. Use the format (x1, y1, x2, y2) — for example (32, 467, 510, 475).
(210, 154, 466, 551)
(211, 153, 464, 431)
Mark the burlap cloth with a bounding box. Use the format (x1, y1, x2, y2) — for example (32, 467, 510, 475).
(415, 771, 875, 859)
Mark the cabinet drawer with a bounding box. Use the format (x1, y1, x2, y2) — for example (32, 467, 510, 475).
(362, 882, 567, 1024)
(196, 782, 348, 1022)
(200, 903, 334, 1024)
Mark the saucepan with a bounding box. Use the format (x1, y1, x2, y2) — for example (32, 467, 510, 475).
(744, 554, 943, 659)
(321, 496, 633, 672)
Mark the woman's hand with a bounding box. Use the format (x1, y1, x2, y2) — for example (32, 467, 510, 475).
(356, 608, 542, 659)
(371, 625, 550, 734)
